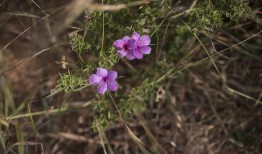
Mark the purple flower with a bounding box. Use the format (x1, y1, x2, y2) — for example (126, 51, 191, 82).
(131, 32, 151, 59)
(89, 67, 118, 94)
(113, 36, 136, 60)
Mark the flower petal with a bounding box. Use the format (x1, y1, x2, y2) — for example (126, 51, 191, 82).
(89, 74, 102, 85)
(117, 49, 127, 57)
(97, 81, 107, 94)
(113, 39, 124, 48)
(126, 51, 136, 60)
(107, 70, 117, 81)
(107, 80, 118, 92)
(127, 39, 134, 48)
(138, 35, 150, 46)
(122, 36, 131, 43)
(132, 32, 140, 42)
(140, 46, 151, 54)
(96, 67, 108, 77)
(133, 50, 143, 59)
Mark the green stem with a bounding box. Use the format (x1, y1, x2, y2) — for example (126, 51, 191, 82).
(7, 101, 93, 120)
(100, 0, 105, 56)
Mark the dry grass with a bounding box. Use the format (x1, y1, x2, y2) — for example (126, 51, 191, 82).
(0, 0, 262, 154)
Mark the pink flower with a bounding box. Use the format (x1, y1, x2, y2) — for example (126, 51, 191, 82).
(131, 32, 151, 59)
(113, 36, 136, 60)
(89, 68, 118, 94)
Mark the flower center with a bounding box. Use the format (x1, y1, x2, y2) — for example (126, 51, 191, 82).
(123, 44, 128, 50)
(102, 77, 108, 82)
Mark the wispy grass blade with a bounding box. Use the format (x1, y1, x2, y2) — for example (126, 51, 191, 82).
(0, 123, 6, 153)
(136, 114, 167, 154)
(126, 125, 151, 154)
(7, 101, 93, 121)
(26, 102, 37, 135)
(15, 122, 24, 154)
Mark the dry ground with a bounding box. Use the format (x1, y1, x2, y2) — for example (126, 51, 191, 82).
(0, 1, 262, 154)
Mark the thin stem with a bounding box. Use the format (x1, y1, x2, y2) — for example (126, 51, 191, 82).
(7, 101, 93, 120)
(108, 93, 124, 121)
(100, 0, 105, 56)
